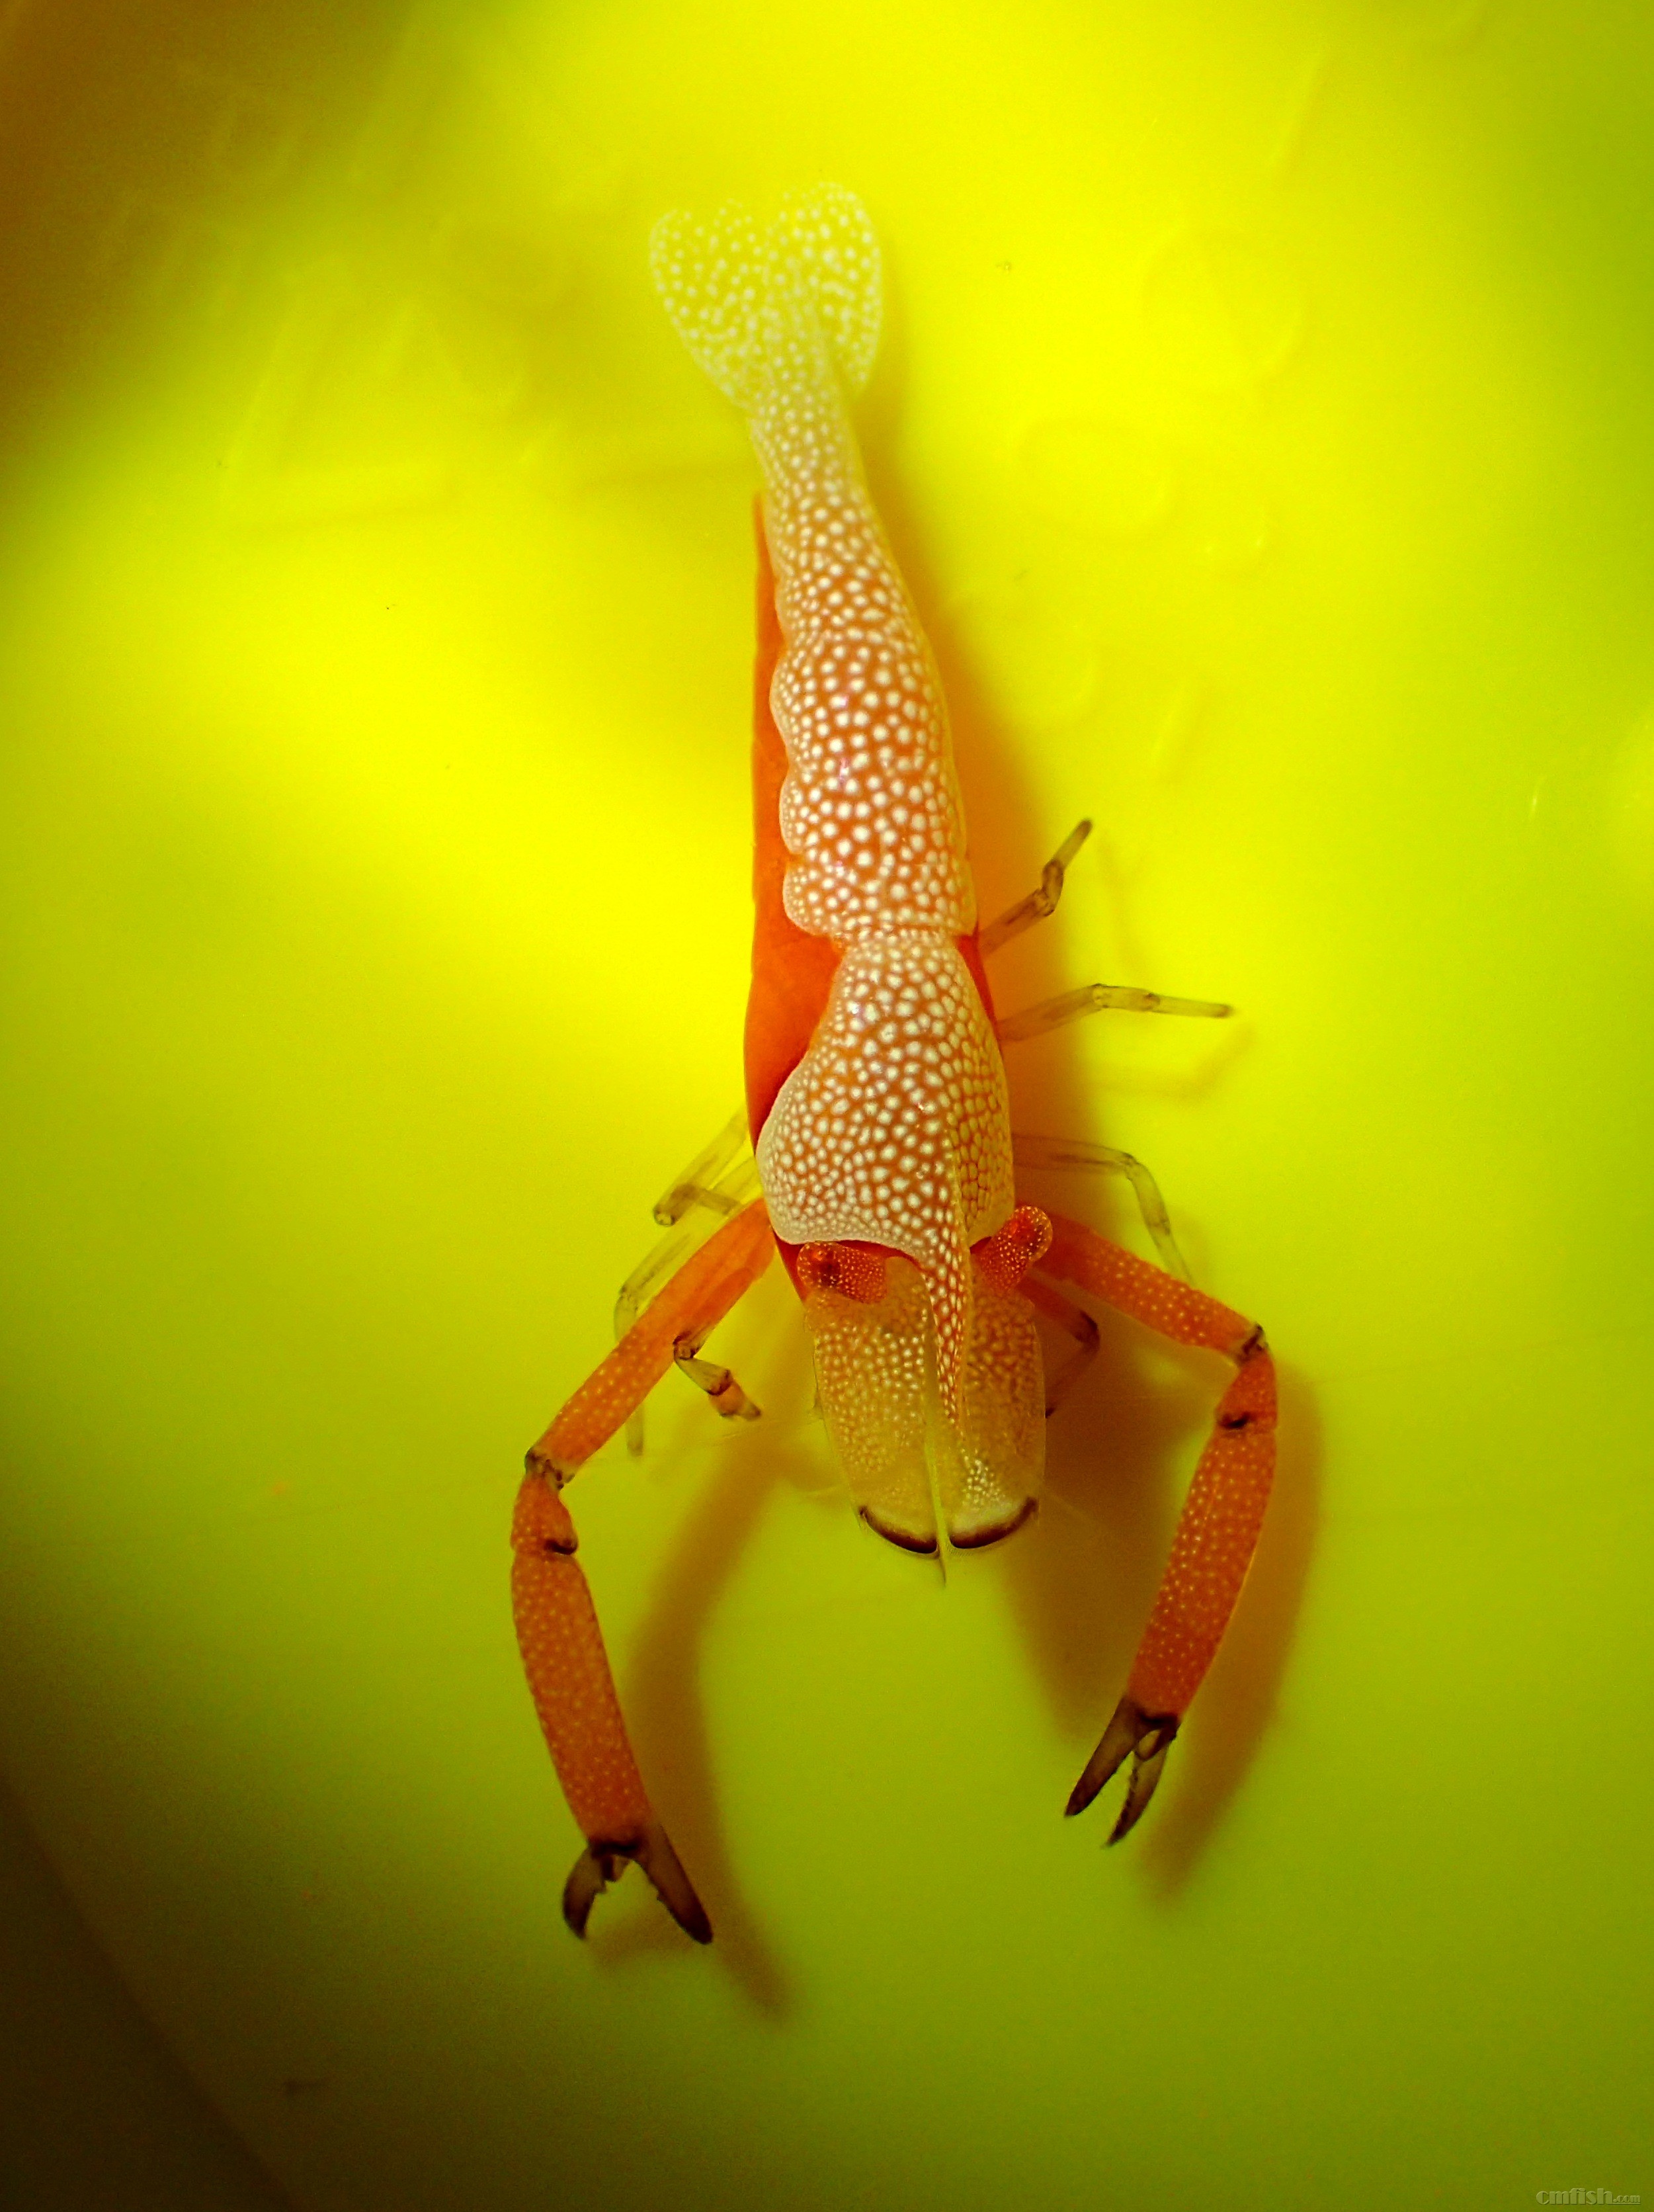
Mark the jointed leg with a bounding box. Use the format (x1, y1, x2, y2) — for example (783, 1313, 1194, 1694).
(981, 818, 1229, 1033)
(648, 1107, 757, 1228)
(1035, 1210, 1276, 1842)
(1020, 1274, 1100, 1416)
(514, 1197, 773, 1941)
(997, 980, 1232, 1042)
(614, 1111, 761, 1453)
(673, 1321, 763, 1423)
(979, 820, 1093, 957)
(512, 1479, 709, 1940)
(1012, 1132, 1192, 1282)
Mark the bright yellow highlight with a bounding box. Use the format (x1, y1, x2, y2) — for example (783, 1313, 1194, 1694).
(0, 1, 1648, 2208)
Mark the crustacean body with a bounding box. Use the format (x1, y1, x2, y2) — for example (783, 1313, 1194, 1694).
(510, 188, 1276, 1942)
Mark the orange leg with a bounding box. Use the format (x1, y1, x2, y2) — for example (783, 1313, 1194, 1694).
(1036, 1209, 1277, 1842)
(513, 1197, 773, 1941)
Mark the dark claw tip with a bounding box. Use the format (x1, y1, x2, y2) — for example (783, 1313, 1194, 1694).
(561, 1842, 623, 1938)
(561, 1824, 714, 1945)
(1066, 1695, 1180, 1840)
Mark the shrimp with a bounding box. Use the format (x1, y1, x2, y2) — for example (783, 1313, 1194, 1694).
(509, 187, 1277, 1943)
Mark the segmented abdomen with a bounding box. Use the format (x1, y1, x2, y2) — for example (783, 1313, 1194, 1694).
(766, 469, 974, 944)
(652, 187, 1015, 1406)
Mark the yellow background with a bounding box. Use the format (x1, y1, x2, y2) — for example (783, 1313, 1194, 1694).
(0, 1, 1648, 2205)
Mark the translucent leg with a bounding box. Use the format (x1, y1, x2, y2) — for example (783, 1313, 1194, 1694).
(1011, 1132, 1192, 1284)
(649, 1108, 757, 1227)
(981, 819, 1231, 1027)
(613, 1111, 762, 1454)
(673, 1322, 763, 1424)
(1020, 1273, 1100, 1416)
(997, 980, 1232, 1042)
(978, 820, 1093, 957)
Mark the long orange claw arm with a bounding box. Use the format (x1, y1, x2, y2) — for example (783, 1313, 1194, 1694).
(524, 1198, 774, 1484)
(513, 1197, 773, 1941)
(511, 1482, 710, 1941)
(1037, 1210, 1278, 1841)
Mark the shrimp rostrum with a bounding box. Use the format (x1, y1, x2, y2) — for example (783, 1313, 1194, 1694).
(511, 187, 1277, 1943)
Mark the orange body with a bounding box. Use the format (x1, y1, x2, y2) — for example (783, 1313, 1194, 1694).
(508, 185, 1278, 1943)
(743, 503, 998, 1299)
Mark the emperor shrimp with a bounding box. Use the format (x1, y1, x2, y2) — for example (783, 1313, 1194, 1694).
(509, 186, 1277, 1943)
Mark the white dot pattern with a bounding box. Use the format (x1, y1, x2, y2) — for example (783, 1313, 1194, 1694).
(768, 493, 971, 939)
(653, 186, 1011, 1412)
(944, 1271, 1046, 1541)
(651, 185, 975, 944)
(804, 1255, 1046, 1551)
(758, 933, 1014, 1408)
(652, 185, 882, 416)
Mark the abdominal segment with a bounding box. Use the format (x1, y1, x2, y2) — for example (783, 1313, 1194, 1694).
(803, 1253, 1046, 1554)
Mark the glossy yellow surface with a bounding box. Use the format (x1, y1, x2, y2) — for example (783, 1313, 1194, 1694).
(1, 2, 1649, 2206)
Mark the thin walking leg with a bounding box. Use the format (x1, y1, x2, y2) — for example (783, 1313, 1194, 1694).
(997, 980, 1232, 1042)
(614, 1111, 761, 1453)
(673, 1322, 763, 1423)
(649, 1108, 756, 1226)
(979, 820, 1093, 957)
(1020, 1274, 1101, 1416)
(1012, 1133, 1192, 1283)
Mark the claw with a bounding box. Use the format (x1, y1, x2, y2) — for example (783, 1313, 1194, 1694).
(561, 1821, 714, 1945)
(1065, 1695, 1180, 1842)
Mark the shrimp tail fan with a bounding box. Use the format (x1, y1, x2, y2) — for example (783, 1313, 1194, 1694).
(650, 184, 882, 415)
